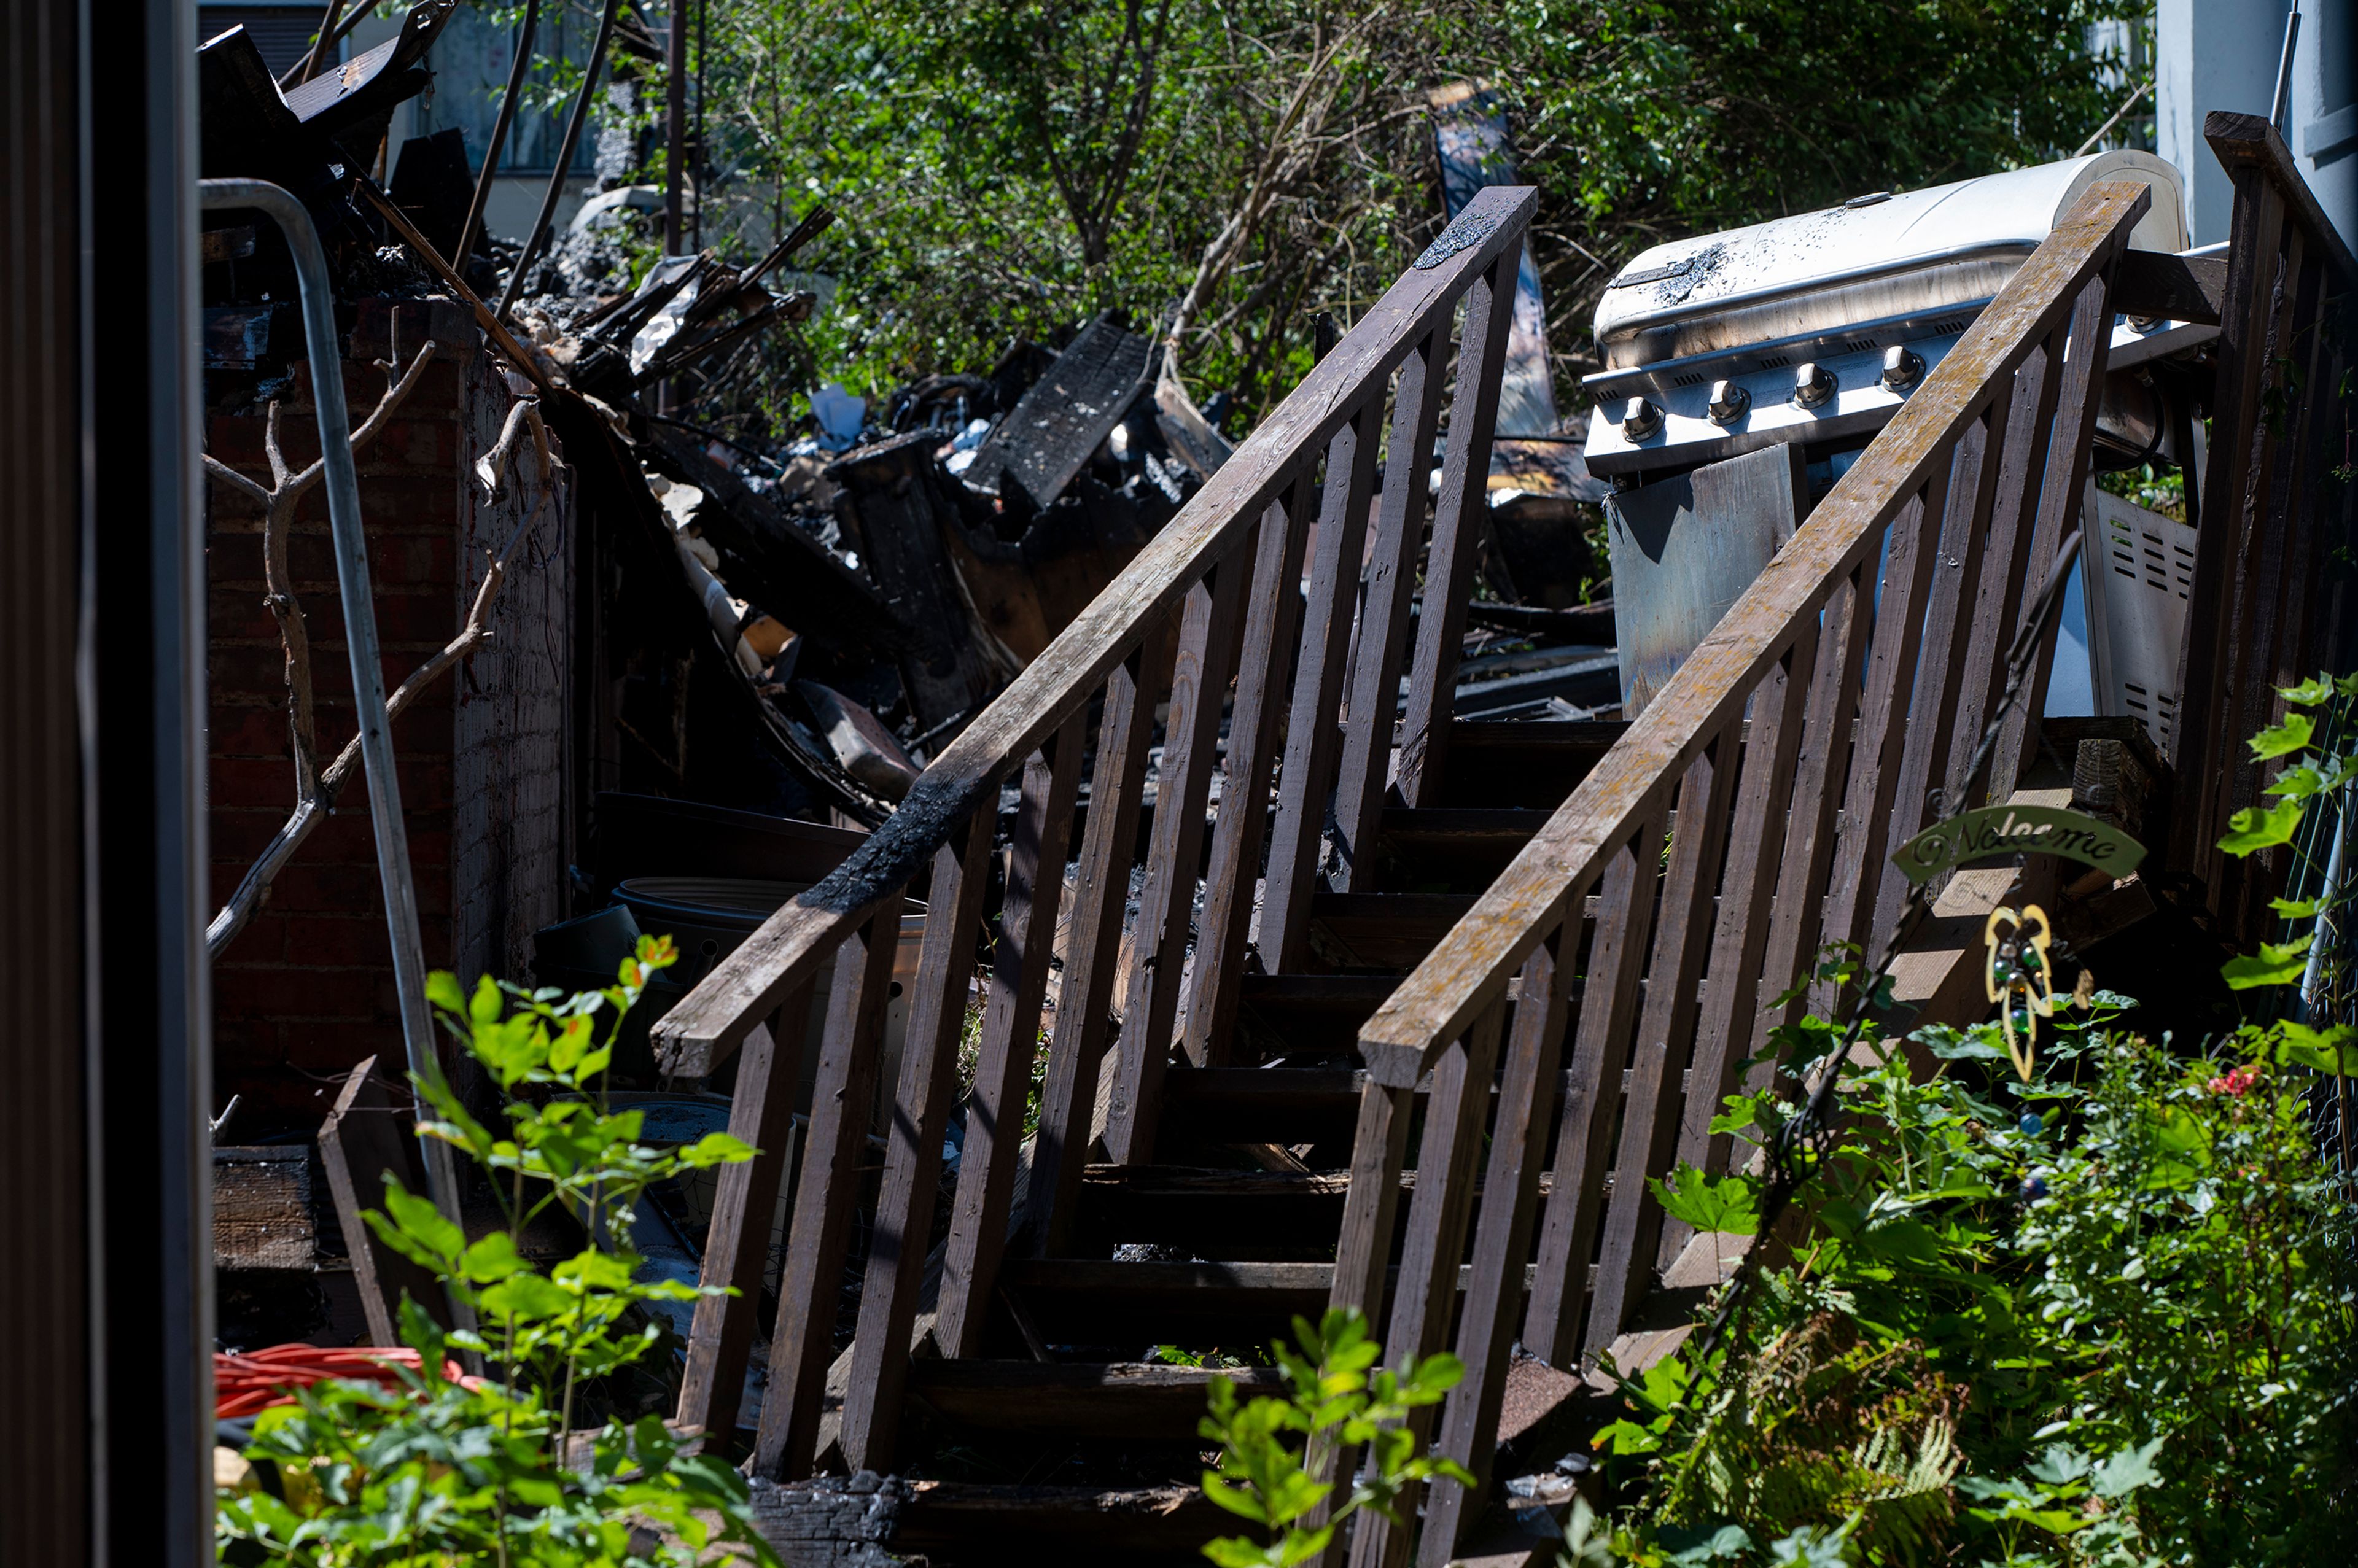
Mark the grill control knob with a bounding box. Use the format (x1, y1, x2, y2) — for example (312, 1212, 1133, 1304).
(1793, 362, 1837, 409)
(1706, 380, 1751, 425)
(1880, 345, 1925, 392)
(1621, 397, 1664, 441)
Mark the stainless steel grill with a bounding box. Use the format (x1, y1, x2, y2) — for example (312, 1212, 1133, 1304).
(1583, 152, 2206, 479)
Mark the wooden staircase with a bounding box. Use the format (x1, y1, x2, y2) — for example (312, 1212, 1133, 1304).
(650, 115, 2354, 1567)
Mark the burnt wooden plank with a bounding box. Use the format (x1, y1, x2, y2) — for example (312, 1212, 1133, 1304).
(1399, 248, 1524, 805)
(1333, 332, 1451, 888)
(1185, 488, 1314, 1067)
(842, 813, 998, 1472)
(316, 1056, 448, 1343)
(1304, 891, 1479, 970)
(2111, 247, 2225, 325)
(678, 1003, 805, 1442)
(936, 719, 1085, 1358)
(1105, 549, 1253, 1162)
(753, 898, 906, 1480)
(1261, 397, 1387, 972)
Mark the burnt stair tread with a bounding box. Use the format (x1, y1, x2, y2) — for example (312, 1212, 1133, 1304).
(1304, 891, 1477, 968)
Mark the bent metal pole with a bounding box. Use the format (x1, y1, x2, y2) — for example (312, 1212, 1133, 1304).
(196, 180, 474, 1311)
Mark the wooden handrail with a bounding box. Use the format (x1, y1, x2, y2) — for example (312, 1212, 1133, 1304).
(1354, 181, 2154, 1090)
(649, 184, 1541, 1079)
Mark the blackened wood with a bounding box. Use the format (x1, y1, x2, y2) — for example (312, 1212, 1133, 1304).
(1184, 489, 1315, 1067)
(1333, 333, 1451, 888)
(2111, 247, 2226, 325)
(906, 1359, 1286, 1438)
(1524, 810, 1664, 1365)
(677, 1001, 806, 1443)
(752, 898, 906, 1480)
(936, 718, 1085, 1357)
(1399, 250, 1525, 805)
(1105, 550, 1253, 1162)
(1027, 629, 1177, 1257)
(842, 814, 997, 1472)
(1261, 399, 1387, 972)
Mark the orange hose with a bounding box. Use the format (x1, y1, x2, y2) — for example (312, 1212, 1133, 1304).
(214, 1344, 477, 1419)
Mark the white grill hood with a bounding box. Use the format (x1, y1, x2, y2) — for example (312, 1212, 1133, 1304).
(1584, 152, 2198, 478)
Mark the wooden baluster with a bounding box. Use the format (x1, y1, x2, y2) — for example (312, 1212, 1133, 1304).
(1987, 272, 2121, 799)
(676, 996, 806, 1447)
(1664, 626, 1816, 1248)
(1744, 570, 1874, 1083)
(2218, 240, 2323, 935)
(1398, 250, 1522, 807)
(1523, 810, 1666, 1365)
(1261, 400, 1386, 972)
(1819, 462, 1953, 961)
(1104, 545, 1254, 1162)
(1027, 625, 1178, 1257)
(1331, 333, 1450, 888)
(750, 894, 907, 1480)
(1350, 1001, 1506, 1568)
(1585, 729, 1738, 1351)
(1185, 487, 1315, 1067)
(1948, 331, 2065, 812)
(841, 805, 998, 1473)
(2171, 173, 2288, 882)
(1420, 934, 1576, 1560)
(935, 716, 1085, 1357)
(1869, 400, 2012, 944)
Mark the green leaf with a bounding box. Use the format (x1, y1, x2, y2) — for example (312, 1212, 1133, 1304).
(2265, 764, 2327, 799)
(2279, 675, 2334, 705)
(426, 969, 467, 1015)
(680, 1130, 758, 1167)
(2271, 895, 2325, 917)
(2274, 1020, 2358, 1074)
(458, 1232, 528, 1284)
(2222, 933, 2313, 990)
(1648, 1165, 1760, 1237)
(2092, 1436, 2166, 1497)
(2219, 796, 2305, 855)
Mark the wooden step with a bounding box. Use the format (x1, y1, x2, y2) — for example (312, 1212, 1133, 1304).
(892, 1480, 1235, 1564)
(905, 1359, 1284, 1440)
(1236, 974, 1401, 1056)
(999, 1259, 1546, 1345)
(1376, 807, 1554, 889)
(1160, 1063, 1691, 1149)
(1428, 719, 1629, 809)
(1073, 1163, 1562, 1258)
(1304, 891, 1476, 969)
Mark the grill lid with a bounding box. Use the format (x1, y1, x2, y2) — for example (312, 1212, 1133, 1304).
(1593, 151, 2188, 376)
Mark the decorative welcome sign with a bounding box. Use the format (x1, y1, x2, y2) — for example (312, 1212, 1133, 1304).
(1891, 804, 2144, 885)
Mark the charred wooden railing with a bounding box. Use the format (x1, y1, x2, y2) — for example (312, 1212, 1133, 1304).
(1339, 181, 2155, 1566)
(653, 185, 1537, 1473)
(2168, 113, 2357, 947)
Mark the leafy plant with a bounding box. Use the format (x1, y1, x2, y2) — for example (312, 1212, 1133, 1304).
(215, 934, 784, 1568)
(1581, 993, 2357, 1566)
(1197, 1307, 1475, 1567)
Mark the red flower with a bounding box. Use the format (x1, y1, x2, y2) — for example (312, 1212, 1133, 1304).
(2207, 1064, 2260, 1097)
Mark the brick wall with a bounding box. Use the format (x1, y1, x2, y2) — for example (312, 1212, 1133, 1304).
(206, 300, 572, 1123)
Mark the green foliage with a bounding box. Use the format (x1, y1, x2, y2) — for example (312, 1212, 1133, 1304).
(215, 934, 782, 1568)
(2217, 672, 2358, 999)
(1197, 1307, 1475, 1567)
(1578, 1002, 2358, 1566)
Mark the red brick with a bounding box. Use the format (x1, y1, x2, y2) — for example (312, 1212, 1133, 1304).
(269, 861, 386, 913)
(211, 645, 295, 699)
(211, 756, 303, 810)
(287, 1023, 405, 1074)
(215, 913, 287, 964)
(285, 915, 392, 968)
(212, 705, 295, 759)
(211, 809, 298, 863)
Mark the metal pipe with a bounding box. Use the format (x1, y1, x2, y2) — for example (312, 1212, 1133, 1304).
(2270, 6, 2302, 136)
(664, 0, 690, 255)
(453, 0, 541, 270)
(195, 179, 470, 1256)
(496, 0, 626, 324)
